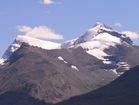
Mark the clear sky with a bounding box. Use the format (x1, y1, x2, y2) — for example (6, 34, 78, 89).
(0, 0, 139, 57)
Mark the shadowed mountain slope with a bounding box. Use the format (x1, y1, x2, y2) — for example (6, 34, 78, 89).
(57, 65, 139, 105)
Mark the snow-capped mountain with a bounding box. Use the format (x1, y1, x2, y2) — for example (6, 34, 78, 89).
(0, 22, 139, 104)
(63, 22, 132, 47)
(63, 22, 132, 56)
(1, 22, 138, 75)
(0, 35, 61, 64)
(62, 22, 134, 74)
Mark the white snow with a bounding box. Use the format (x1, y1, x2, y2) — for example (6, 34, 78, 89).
(62, 37, 79, 48)
(117, 62, 130, 70)
(71, 65, 79, 71)
(63, 32, 122, 62)
(16, 35, 61, 50)
(109, 62, 130, 75)
(103, 60, 112, 64)
(12, 43, 21, 48)
(0, 43, 21, 64)
(76, 39, 116, 50)
(58, 56, 68, 64)
(90, 22, 114, 33)
(79, 22, 114, 42)
(58, 56, 64, 61)
(0, 35, 62, 64)
(110, 69, 118, 75)
(104, 62, 130, 75)
(86, 49, 108, 60)
(0, 59, 5, 65)
(57, 56, 79, 71)
(74, 33, 121, 61)
(10, 43, 21, 52)
(63, 22, 125, 64)
(93, 33, 121, 44)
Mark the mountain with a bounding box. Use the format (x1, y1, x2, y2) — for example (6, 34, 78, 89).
(0, 22, 139, 105)
(63, 22, 132, 47)
(0, 44, 117, 104)
(0, 35, 61, 64)
(57, 65, 139, 105)
(63, 22, 139, 75)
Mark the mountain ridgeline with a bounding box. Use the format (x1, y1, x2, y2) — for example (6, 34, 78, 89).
(0, 23, 139, 105)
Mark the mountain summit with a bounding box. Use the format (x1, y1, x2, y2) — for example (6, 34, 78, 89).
(63, 22, 132, 47)
(0, 35, 61, 64)
(62, 23, 135, 75)
(77, 22, 114, 42)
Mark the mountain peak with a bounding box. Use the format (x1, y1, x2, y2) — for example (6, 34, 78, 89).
(62, 23, 133, 65)
(0, 35, 61, 64)
(89, 22, 114, 33)
(95, 22, 106, 27)
(71, 23, 114, 44)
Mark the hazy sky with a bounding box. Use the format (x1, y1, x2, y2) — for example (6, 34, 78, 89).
(0, 0, 139, 56)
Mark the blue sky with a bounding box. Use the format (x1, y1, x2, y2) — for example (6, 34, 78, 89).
(0, 0, 139, 56)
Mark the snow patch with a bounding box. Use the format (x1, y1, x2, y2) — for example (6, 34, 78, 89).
(105, 69, 118, 75)
(117, 62, 130, 70)
(0, 59, 5, 65)
(110, 69, 118, 75)
(16, 35, 61, 50)
(93, 33, 121, 44)
(72, 33, 122, 61)
(10, 43, 21, 52)
(103, 60, 112, 64)
(58, 56, 68, 64)
(79, 23, 114, 42)
(104, 62, 130, 75)
(71, 65, 79, 71)
(86, 49, 108, 60)
(57, 56, 79, 71)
